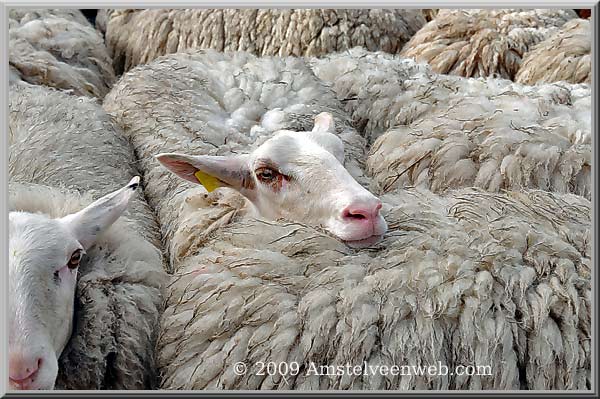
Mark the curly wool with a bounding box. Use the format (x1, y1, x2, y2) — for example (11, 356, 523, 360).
(365, 83, 591, 199)
(515, 19, 591, 85)
(103, 50, 590, 390)
(157, 187, 590, 390)
(310, 49, 591, 198)
(400, 9, 577, 80)
(103, 9, 426, 74)
(311, 48, 591, 141)
(9, 9, 116, 98)
(9, 84, 165, 389)
(95, 9, 114, 36)
(9, 8, 92, 26)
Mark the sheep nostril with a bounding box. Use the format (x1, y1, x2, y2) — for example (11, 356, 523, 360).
(342, 207, 370, 221)
(349, 212, 367, 220)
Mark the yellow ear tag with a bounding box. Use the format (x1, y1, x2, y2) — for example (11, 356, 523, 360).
(194, 170, 222, 193)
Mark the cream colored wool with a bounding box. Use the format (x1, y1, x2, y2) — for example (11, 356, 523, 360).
(95, 9, 114, 36)
(421, 9, 439, 22)
(9, 84, 166, 389)
(103, 9, 426, 74)
(104, 50, 590, 390)
(310, 49, 591, 198)
(366, 86, 591, 199)
(9, 8, 92, 26)
(9, 9, 116, 98)
(157, 187, 590, 390)
(400, 9, 577, 80)
(516, 19, 591, 85)
(104, 49, 368, 271)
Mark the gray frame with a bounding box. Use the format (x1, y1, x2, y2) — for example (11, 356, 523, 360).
(1, 1, 598, 397)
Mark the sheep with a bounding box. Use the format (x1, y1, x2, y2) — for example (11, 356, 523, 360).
(103, 49, 373, 268)
(9, 9, 116, 98)
(102, 9, 427, 74)
(310, 49, 591, 198)
(9, 179, 144, 389)
(310, 48, 591, 141)
(310, 48, 431, 140)
(9, 83, 165, 389)
(95, 9, 114, 37)
(399, 9, 577, 80)
(155, 114, 389, 247)
(102, 49, 590, 390)
(9, 8, 91, 26)
(157, 186, 591, 390)
(515, 19, 591, 85)
(365, 88, 591, 199)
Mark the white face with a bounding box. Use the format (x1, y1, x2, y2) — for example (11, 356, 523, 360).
(157, 113, 388, 247)
(8, 177, 140, 390)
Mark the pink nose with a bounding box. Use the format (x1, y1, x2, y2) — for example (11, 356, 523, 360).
(9, 353, 42, 389)
(341, 199, 383, 223)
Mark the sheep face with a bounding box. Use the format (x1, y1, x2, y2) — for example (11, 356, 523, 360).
(8, 177, 140, 390)
(157, 113, 388, 247)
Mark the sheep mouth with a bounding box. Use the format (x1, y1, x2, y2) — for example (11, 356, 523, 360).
(343, 234, 384, 248)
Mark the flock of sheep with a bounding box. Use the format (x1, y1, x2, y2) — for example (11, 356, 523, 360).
(8, 8, 592, 391)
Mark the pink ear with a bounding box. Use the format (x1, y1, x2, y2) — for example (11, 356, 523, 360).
(59, 177, 140, 249)
(155, 154, 200, 184)
(155, 153, 256, 198)
(312, 112, 336, 133)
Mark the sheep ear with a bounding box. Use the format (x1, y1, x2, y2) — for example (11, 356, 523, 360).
(59, 177, 140, 249)
(155, 153, 255, 196)
(312, 112, 336, 133)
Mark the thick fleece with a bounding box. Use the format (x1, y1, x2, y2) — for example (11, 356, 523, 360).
(9, 84, 166, 389)
(311, 49, 591, 198)
(103, 9, 426, 74)
(400, 9, 577, 80)
(103, 50, 590, 390)
(516, 19, 591, 85)
(103, 49, 368, 271)
(9, 9, 116, 98)
(156, 187, 590, 390)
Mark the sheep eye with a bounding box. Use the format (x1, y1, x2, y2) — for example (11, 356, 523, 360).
(255, 167, 277, 182)
(68, 249, 83, 269)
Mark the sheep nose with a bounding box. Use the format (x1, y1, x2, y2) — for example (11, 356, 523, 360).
(9, 353, 42, 388)
(341, 199, 383, 222)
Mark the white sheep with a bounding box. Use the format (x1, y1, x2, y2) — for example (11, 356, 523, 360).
(156, 111, 387, 248)
(8, 179, 141, 390)
(102, 9, 426, 74)
(9, 83, 165, 389)
(400, 9, 577, 80)
(94, 9, 114, 36)
(157, 187, 590, 390)
(311, 48, 591, 198)
(9, 9, 116, 98)
(103, 49, 375, 265)
(103, 50, 590, 390)
(9, 8, 92, 26)
(515, 19, 591, 85)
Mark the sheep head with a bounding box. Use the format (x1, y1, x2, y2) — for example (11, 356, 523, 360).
(8, 177, 140, 390)
(156, 112, 388, 248)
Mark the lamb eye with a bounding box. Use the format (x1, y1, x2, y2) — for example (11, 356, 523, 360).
(256, 168, 277, 182)
(68, 249, 83, 269)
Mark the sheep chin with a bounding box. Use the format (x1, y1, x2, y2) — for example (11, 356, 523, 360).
(343, 234, 384, 249)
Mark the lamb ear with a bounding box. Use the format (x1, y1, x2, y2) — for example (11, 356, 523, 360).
(155, 153, 255, 196)
(59, 177, 140, 249)
(312, 112, 336, 133)
(308, 112, 345, 162)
